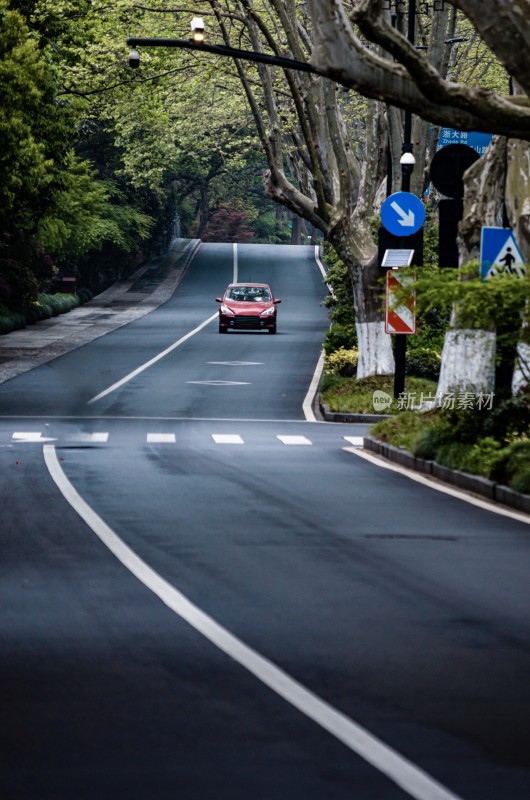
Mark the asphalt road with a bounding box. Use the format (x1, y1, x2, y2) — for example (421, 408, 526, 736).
(1, 243, 530, 800)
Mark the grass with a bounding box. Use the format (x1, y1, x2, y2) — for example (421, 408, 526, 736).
(320, 374, 438, 415)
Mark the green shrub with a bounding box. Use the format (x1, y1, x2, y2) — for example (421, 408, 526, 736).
(323, 323, 357, 355)
(481, 395, 530, 442)
(324, 347, 359, 377)
(461, 437, 504, 478)
(0, 315, 15, 334)
(436, 441, 472, 471)
(405, 347, 441, 381)
(511, 466, 530, 495)
(0, 259, 39, 310)
(77, 287, 93, 304)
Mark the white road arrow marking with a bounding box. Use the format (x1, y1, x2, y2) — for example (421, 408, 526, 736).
(390, 201, 415, 227)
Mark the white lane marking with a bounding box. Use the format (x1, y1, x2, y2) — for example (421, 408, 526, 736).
(12, 432, 57, 443)
(207, 361, 263, 366)
(147, 433, 176, 443)
(233, 242, 238, 283)
(187, 381, 251, 386)
(71, 432, 109, 443)
(212, 434, 244, 444)
(303, 248, 332, 423)
(87, 313, 218, 405)
(349, 448, 530, 525)
(303, 349, 324, 423)
(277, 435, 312, 446)
(343, 436, 364, 447)
(43, 443, 464, 800)
(88, 241, 238, 406)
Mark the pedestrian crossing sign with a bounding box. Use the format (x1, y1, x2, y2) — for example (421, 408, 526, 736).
(480, 226, 525, 280)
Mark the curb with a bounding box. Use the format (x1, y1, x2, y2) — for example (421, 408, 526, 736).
(363, 435, 530, 515)
(319, 399, 391, 424)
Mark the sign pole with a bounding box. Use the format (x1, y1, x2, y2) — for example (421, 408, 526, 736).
(394, 0, 416, 399)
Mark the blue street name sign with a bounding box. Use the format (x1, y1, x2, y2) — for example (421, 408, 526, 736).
(381, 192, 426, 237)
(438, 128, 493, 156)
(480, 226, 525, 280)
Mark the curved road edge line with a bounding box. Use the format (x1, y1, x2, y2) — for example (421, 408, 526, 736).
(43, 443, 464, 800)
(348, 447, 530, 525)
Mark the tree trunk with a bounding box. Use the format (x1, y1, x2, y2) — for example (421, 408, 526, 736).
(505, 136, 530, 395)
(435, 136, 506, 402)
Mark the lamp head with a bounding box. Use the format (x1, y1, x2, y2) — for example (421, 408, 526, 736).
(400, 152, 416, 166)
(191, 17, 205, 42)
(128, 47, 140, 68)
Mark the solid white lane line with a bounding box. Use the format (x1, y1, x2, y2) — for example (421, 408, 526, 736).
(212, 434, 244, 444)
(87, 313, 218, 405)
(43, 444, 464, 800)
(349, 448, 530, 525)
(147, 433, 176, 443)
(277, 435, 312, 446)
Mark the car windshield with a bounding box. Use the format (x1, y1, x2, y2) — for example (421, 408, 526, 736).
(227, 286, 271, 302)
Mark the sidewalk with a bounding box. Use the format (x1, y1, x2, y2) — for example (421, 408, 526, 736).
(0, 239, 201, 385)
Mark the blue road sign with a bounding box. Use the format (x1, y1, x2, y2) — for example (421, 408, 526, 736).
(381, 192, 426, 236)
(438, 128, 493, 156)
(480, 226, 525, 280)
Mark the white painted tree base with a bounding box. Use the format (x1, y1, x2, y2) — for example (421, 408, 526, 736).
(512, 341, 530, 395)
(436, 328, 496, 401)
(356, 321, 395, 379)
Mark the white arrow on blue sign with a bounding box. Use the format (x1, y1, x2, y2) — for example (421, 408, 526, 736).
(480, 227, 525, 280)
(381, 192, 426, 236)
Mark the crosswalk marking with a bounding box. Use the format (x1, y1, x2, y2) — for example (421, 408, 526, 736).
(212, 434, 244, 444)
(277, 435, 312, 446)
(8, 430, 365, 449)
(74, 432, 109, 443)
(147, 433, 176, 443)
(12, 431, 57, 443)
(343, 436, 364, 447)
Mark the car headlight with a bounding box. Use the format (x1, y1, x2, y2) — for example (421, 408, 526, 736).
(220, 304, 235, 315)
(260, 306, 276, 317)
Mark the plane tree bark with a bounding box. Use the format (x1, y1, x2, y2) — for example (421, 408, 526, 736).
(308, 0, 530, 141)
(207, 0, 395, 377)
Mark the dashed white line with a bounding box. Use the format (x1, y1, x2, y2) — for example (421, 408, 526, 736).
(43, 443, 464, 800)
(343, 436, 364, 447)
(12, 432, 57, 443)
(212, 434, 244, 444)
(277, 435, 312, 446)
(147, 433, 176, 443)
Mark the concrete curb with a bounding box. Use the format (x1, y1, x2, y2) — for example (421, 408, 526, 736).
(363, 435, 530, 515)
(0, 238, 201, 385)
(319, 399, 391, 424)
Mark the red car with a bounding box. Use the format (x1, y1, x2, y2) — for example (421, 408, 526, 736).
(215, 283, 281, 334)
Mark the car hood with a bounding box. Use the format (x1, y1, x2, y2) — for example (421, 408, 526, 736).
(223, 300, 273, 313)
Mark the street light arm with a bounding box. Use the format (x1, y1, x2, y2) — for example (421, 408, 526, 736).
(126, 36, 319, 75)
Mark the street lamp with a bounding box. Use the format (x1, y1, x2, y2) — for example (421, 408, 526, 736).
(191, 17, 205, 43)
(128, 47, 140, 68)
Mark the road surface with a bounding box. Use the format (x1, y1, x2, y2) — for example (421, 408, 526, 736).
(1, 243, 529, 800)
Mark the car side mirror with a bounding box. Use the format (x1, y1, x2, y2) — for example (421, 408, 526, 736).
(274, 298, 281, 304)
(215, 297, 222, 302)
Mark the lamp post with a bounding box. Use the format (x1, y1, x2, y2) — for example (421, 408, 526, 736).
(392, 0, 417, 399)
